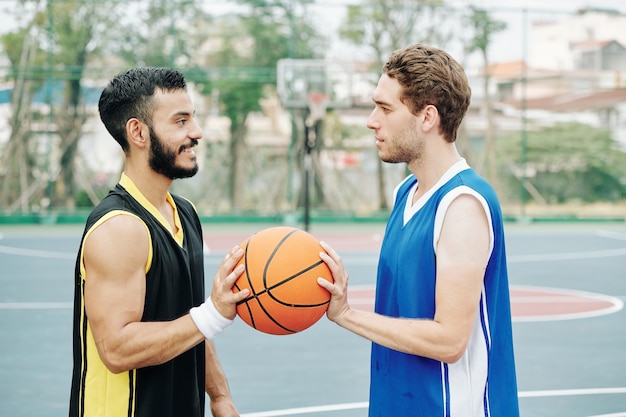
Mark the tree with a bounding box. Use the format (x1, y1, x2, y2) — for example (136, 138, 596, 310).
(0, 21, 46, 212)
(464, 6, 506, 189)
(203, 0, 323, 210)
(0, 1, 122, 212)
(497, 122, 626, 203)
(50, 1, 103, 209)
(338, 0, 449, 210)
(114, 0, 209, 68)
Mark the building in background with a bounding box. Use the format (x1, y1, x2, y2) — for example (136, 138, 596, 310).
(470, 8, 626, 148)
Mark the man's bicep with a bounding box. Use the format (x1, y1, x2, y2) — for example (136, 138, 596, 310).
(83, 215, 150, 334)
(434, 195, 490, 332)
(437, 193, 491, 269)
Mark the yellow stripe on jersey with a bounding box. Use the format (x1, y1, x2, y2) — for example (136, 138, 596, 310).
(119, 173, 184, 246)
(84, 323, 135, 415)
(77, 211, 151, 417)
(80, 210, 153, 277)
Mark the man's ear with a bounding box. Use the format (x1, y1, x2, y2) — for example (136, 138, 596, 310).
(126, 118, 149, 149)
(421, 104, 439, 134)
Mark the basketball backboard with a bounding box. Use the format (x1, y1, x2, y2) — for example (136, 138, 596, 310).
(276, 59, 353, 109)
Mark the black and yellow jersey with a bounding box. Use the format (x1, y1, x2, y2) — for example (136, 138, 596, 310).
(69, 174, 206, 417)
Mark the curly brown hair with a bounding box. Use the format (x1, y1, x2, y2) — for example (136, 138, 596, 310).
(383, 44, 471, 143)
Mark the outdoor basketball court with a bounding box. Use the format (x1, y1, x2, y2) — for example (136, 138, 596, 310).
(1, 220, 625, 416)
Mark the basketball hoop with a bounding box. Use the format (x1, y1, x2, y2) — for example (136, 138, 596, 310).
(306, 92, 329, 126)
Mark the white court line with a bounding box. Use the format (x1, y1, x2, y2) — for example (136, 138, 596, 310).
(3, 240, 624, 264)
(596, 230, 626, 242)
(509, 247, 626, 262)
(511, 285, 624, 322)
(240, 388, 626, 417)
(346, 285, 625, 322)
(0, 245, 74, 259)
(0, 302, 72, 309)
(518, 387, 626, 398)
(513, 296, 620, 303)
(330, 248, 626, 264)
(241, 402, 368, 417)
(511, 285, 625, 308)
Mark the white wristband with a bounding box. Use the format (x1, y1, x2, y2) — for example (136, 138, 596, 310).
(189, 299, 234, 340)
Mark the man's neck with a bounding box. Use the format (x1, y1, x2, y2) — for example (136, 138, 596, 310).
(123, 165, 172, 209)
(408, 144, 461, 202)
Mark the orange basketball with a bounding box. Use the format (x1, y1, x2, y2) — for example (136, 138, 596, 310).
(232, 226, 333, 335)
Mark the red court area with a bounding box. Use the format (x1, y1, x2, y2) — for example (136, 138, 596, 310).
(346, 286, 624, 321)
(204, 231, 624, 322)
(509, 286, 623, 321)
(348, 287, 623, 321)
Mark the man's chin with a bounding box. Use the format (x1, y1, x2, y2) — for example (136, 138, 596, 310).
(154, 164, 199, 180)
(172, 167, 198, 180)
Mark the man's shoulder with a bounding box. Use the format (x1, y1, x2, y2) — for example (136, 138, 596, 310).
(85, 186, 141, 226)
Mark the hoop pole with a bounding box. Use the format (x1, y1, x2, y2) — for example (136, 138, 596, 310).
(302, 94, 327, 231)
(302, 92, 331, 231)
(303, 117, 316, 232)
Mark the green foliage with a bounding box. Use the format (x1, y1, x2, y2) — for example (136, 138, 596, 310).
(2, 1, 621, 214)
(113, 0, 208, 68)
(497, 123, 626, 203)
(73, 187, 108, 209)
(339, 0, 449, 69)
(465, 6, 507, 56)
(0, 26, 48, 90)
(213, 0, 323, 113)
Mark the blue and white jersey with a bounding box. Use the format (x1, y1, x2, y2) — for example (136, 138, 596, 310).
(369, 160, 519, 417)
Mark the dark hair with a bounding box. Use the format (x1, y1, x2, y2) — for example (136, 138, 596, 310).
(383, 44, 471, 143)
(98, 67, 188, 153)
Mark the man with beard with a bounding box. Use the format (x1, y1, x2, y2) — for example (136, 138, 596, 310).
(69, 67, 249, 417)
(317, 44, 519, 416)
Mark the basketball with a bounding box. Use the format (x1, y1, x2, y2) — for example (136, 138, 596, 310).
(232, 226, 333, 335)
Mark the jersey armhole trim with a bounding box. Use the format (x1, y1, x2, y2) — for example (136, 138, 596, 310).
(80, 210, 153, 280)
(433, 186, 494, 259)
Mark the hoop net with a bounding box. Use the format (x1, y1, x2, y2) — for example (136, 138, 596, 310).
(306, 92, 329, 124)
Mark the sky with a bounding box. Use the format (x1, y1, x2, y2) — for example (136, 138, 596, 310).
(317, 0, 626, 67)
(1, 0, 625, 67)
(461, 0, 626, 63)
